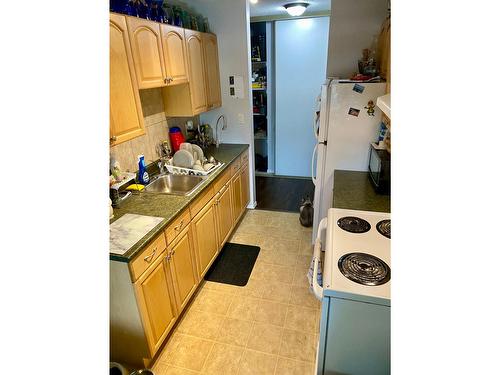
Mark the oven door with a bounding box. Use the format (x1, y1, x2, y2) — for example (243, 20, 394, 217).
(369, 146, 382, 188)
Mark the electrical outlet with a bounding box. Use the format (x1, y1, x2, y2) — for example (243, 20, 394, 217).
(238, 113, 245, 124)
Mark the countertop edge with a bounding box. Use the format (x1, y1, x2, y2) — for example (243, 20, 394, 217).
(332, 169, 391, 214)
(110, 144, 249, 263)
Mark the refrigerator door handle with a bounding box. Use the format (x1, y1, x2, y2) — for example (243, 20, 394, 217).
(311, 143, 318, 186)
(313, 110, 320, 140)
(313, 92, 322, 140)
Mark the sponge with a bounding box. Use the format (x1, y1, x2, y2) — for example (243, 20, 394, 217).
(126, 184, 145, 192)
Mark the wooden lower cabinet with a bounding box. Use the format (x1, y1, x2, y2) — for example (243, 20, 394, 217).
(134, 251, 177, 356)
(241, 164, 250, 210)
(167, 224, 198, 312)
(111, 150, 251, 366)
(216, 183, 233, 248)
(231, 172, 243, 222)
(192, 196, 219, 278)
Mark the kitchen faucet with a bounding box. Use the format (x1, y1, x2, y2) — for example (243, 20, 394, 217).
(156, 142, 171, 175)
(215, 114, 227, 148)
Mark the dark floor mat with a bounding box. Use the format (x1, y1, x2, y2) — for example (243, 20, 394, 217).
(204, 243, 260, 286)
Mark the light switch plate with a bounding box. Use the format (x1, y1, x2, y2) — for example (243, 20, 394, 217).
(229, 75, 244, 99)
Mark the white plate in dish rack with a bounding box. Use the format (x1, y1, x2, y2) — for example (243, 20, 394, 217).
(166, 161, 224, 176)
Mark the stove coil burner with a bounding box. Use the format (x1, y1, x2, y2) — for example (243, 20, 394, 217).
(338, 252, 390, 286)
(376, 219, 391, 239)
(337, 216, 371, 233)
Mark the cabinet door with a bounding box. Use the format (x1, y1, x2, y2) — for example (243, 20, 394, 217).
(127, 17, 166, 89)
(192, 197, 218, 277)
(168, 225, 198, 312)
(240, 164, 250, 212)
(109, 14, 145, 146)
(202, 33, 222, 110)
(134, 253, 177, 356)
(161, 24, 188, 86)
(217, 183, 233, 248)
(184, 30, 207, 114)
(231, 173, 243, 225)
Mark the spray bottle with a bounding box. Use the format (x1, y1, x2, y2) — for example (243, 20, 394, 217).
(137, 155, 149, 185)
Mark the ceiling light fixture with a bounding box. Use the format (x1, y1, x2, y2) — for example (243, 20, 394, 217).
(284, 2, 309, 17)
(250, 0, 258, 4)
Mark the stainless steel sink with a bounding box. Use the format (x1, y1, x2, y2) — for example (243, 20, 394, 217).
(144, 174, 204, 196)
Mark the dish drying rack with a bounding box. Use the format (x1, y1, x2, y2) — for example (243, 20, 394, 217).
(166, 160, 224, 176)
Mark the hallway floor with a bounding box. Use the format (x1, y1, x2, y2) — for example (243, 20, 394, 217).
(151, 209, 319, 375)
(255, 176, 315, 212)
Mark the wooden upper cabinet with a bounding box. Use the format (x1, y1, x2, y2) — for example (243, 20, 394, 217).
(109, 13, 145, 146)
(203, 33, 222, 110)
(160, 24, 189, 86)
(126, 17, 166, 89)
(377, 16, 390, 86)
(185, 30, 208, 114)
(161, 29, 221, 117)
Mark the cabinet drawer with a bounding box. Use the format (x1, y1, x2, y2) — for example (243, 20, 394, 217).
(213, 166, 232, 193)
(231, 157, 241, 176)
(165, 209, 191, 244)
(130, 233, 167, 281)
(190, 185, 214, 218)
(241, 150, 249, 166)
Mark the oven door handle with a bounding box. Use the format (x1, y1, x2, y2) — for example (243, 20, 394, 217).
(312, 217, 327, 300)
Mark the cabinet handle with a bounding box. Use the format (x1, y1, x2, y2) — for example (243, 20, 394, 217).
(166, 252, 171, 261)
(110, 136, 117, 142)
(164, 77, 168, 84)
(174, 220, 184, 232)
(144, 248, 156, 263)
(168, 76, 174, 82)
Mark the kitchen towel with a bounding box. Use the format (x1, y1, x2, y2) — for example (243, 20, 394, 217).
(307, 256, 323, 289)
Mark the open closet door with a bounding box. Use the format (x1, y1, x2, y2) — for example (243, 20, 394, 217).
(274, 17, 330, 177)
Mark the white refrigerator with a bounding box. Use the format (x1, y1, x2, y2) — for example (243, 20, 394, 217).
(312, 80, 386, 241)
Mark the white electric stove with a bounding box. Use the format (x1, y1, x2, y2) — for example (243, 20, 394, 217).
(323, 208, 391, 299)
(313, 208, 391, 375)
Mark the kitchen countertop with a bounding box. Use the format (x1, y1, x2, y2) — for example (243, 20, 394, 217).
(110, 143, 249, 262)
(332, 170, 390, 213)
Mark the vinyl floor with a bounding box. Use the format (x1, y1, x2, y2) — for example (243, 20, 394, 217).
(151, 209, 318, 375)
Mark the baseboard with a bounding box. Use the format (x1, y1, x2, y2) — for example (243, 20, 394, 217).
(246, 200, 257, 209)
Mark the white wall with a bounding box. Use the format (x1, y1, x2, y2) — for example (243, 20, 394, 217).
(180, 0, 256, 206)
(326, 0, 388, 78)
(275, 17, 330, 177)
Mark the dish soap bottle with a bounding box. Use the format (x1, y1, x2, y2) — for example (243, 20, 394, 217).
(137, 155, 150, 185)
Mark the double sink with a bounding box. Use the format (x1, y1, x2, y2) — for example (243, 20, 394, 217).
(144, 174, 205, 196)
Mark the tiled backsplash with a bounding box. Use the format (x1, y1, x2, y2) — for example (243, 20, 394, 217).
(110, 88, 198, 173)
